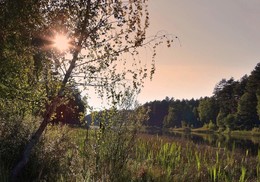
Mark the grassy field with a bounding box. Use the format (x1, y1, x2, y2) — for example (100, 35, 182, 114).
(1, 126, 260, 181)
(132, 133, 260, 181)
(66, 128, 260, 181)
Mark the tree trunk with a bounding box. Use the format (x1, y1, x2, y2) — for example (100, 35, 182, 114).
(10, 48, 81, 181)
(10, 2, 87, 178)
(10, 97, 60, 181)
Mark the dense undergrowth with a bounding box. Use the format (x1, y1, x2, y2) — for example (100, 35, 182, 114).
(1, 116, 260, 181)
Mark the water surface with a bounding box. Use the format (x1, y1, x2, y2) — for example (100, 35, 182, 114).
(145, 130, 260, 156)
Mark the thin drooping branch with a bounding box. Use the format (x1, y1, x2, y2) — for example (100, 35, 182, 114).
(75, 35, 165, 68)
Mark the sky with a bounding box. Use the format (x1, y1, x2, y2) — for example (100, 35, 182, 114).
(137, 0, 260, 104)
(88, 0, 260, 109)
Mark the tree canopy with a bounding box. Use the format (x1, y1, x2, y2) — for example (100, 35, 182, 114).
(0, 0, 174, 179)
(142, 63, 260, 131)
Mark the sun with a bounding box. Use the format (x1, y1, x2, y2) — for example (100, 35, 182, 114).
(53, 34, 70, 51)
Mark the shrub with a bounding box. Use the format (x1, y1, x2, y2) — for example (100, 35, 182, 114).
(78, 107, 146, 181)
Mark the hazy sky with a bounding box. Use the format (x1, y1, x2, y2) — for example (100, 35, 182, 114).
(137, 0, 260, 103)
(87, 1, 260, 109)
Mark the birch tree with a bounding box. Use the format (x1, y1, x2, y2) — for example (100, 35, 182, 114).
(1, 0, 174, 180)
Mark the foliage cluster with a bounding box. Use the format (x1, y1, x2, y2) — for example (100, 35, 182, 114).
(0, 0, 174, 178)
(0, 115, 76, 181)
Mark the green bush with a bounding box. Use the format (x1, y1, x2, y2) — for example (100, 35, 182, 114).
(76, 107, 146, 181)
(0, 109, 80, 181)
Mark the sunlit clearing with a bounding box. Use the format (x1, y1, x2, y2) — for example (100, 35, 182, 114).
(53, 34, 70, 51)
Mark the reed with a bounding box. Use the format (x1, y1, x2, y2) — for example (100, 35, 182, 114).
(131, 134, 260, 181)
(2, 126, 259, 181)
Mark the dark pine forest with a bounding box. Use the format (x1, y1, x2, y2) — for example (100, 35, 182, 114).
(142, 63, 260, 131)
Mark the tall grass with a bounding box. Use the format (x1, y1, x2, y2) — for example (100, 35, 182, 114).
(2, 126, 259, 181)
(130, 134, 260, 181)
(1, 112, 260, 181)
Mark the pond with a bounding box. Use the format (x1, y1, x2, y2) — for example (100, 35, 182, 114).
(144, 129, 260, 156)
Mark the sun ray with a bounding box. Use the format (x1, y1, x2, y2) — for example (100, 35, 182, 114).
(53, 34, 70, 51)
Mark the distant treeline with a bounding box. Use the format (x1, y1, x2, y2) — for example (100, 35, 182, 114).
(141, 63, 260, 131)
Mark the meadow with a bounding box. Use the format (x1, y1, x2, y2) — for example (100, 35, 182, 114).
(133, 133, 260, 181)
(1, 123, 260, 181)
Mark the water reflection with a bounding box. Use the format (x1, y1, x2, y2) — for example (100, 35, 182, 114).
(163, 131, 260, 156)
